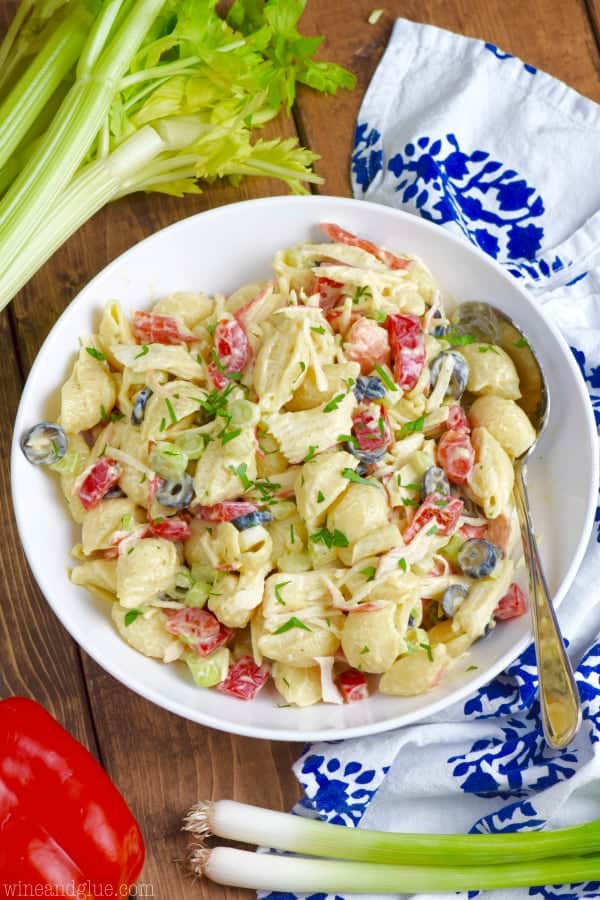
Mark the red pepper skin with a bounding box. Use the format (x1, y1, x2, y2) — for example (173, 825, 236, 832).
(0, 698, 144, 893)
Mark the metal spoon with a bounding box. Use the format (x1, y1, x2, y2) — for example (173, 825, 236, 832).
(451, 301, 581, 749)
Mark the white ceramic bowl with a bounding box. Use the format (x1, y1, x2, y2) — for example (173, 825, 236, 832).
(11, 196, 598, 741)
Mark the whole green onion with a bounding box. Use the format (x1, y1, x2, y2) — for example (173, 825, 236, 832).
(193, 845, 600, 894)
(185, 800, 600, 868)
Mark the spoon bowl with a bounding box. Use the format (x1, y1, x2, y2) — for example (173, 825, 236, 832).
(452, 301, 581, 749)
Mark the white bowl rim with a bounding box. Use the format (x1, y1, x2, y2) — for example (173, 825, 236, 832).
(11, 194, 599, 741)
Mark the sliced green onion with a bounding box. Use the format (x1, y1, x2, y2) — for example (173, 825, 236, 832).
(185, 582, 210, 608)
(193, 845, 600, 894)
(174, 430, 211, 460)
(185, 800, 600, 869)
(229, 398, 260, 427)
(183, 648, 229, 688)
(149, 441, 188, 480)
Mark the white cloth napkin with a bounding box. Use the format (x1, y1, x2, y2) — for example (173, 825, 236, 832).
(262, 19, 600, 900)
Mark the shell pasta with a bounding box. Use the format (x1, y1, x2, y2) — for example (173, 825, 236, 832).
(22, 223, 534, 706)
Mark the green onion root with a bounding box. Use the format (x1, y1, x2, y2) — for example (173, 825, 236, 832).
(194, 846, 600, 894)
(184, 799, 600, 867)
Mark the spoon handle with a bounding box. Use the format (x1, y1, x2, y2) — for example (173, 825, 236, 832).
(513, 461, 581, 748)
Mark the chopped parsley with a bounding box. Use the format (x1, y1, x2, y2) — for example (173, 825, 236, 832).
(360, 566, 376, 582)
(342, 467, 378, 487)
(274, 616, 311, 635)
(274, 581, 291, 606)
(352, 285, 372, 304)
(124, 609, 142, 627)
(420, 641, 434, 662)
(310, 527, 349, 549)
(466, 665, 479, 672)
(317, 490, 325, 503)
(311, 325, 326, 335)
(338, 433, 358, 448)
(323, 393, 346, 413)
(304, 445, 317, 462)
(289, 524, 295, 545)
(120, 513, 133, 530)
(478, 344, 500, 354)
(134, 344, 150, 359)
(514, 337, 530, 349)
(298, 361, 306, 373)
(399, 416, 426, 438)
(401, 497, 419, 507)
(282, 676, 290, 688)
(159, 417, 167, 432)
(426, 524, 439, 536)
(433, 499, 449, 508)
(86, 346, 105, 361)
(165, 397, 178, 425)
(377, 415, 386, 438)
(229, 463, 281, 503)
(445, 331, 476, 346)
(398, 557, 407, 572)
(374, 364, 397, 391)
(220, 427, 242, 445)
(360, 645, 370, 654)
(231, 461, 252, 490)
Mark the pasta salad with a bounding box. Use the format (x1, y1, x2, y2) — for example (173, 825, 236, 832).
(21, 223, 536, 707)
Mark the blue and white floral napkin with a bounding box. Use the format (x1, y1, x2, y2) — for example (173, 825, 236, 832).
(265, 19, 600, 900)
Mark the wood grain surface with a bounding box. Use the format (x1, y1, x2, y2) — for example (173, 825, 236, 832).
(1, 1, 599, 897)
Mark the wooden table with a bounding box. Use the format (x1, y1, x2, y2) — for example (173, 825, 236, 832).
(1, 1, 599, 896)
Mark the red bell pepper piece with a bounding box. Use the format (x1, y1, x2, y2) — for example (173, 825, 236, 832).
(436, 429, 475, 485)
(353, 405, 392, 453)
(386, 314, 426, 392)
(207, 318, 249, 389)
(195, 501, 259, 522)
(166, 608, 234, 656)
(0, 697, 144, 894)
(402, 492, 464, 544)
(148, 516, 191, 541)
(217, 656, 269, 700)
(338, 669, 369, 703)
(495, 583, 528, 620)
(313, 275, 344, 310)
(78, 458, 121, 511)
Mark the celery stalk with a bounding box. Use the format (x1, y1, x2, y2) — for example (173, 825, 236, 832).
(0, 126, 165, 308)
(0, 0, 166, 288)
(0, 7, 90, 170)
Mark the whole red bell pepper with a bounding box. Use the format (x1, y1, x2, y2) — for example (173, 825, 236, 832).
(0, 697, 144, 896)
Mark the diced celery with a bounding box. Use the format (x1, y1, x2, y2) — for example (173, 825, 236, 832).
(49, 448, 81, 475)
(185, 582, 210, 608)
(184, 647, 230, 688)
(149, 440, 188, 479)
(191, 564, 216, 584)
(441, 533, 465, 566)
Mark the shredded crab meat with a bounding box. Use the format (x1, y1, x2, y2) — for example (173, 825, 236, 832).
(315, 656, 343, 704)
